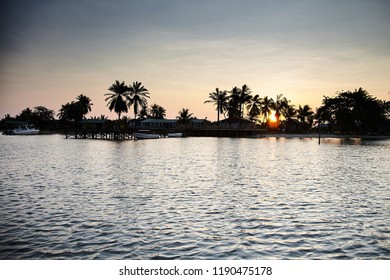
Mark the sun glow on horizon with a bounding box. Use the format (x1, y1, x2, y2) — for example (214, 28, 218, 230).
(269, 112, 277, 123)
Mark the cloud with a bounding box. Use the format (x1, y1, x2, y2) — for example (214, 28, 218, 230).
(1, 0, 389, 119)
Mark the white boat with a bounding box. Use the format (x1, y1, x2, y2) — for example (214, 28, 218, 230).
(12, 125, 40, 135)
(167, 132, 183, 138)
(133, 130, 160, 139)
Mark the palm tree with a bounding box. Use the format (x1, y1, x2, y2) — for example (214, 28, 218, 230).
(138, 105, 149, 119)
(58, 103, 71, 121)
(297, 104, 314, 127)
(227, 86, 241, 119)
(177, 108, 193, 125)
(238, 84, 252, 118)
(76, 94, 93, 117)
(259, 96, 274, 123)
(246, 94, 262, 121)
(128, 81, 150, 119)
(272, 94, 288, 125)
(121, 116, 131, 124)
(281, 104, 297, 122)
(58, 101, 83, 123)
(281, 103, 297, 132)
(150, 104, 166, 119)
(204, 88, 228, 123)
(104, 80, 129, 120)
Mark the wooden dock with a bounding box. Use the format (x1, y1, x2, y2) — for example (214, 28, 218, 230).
(64, 128, 265, 140)
(65, 130, 133, 140)
(189, 128, 263, 137)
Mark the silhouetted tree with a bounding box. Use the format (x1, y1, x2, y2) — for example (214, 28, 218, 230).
(104, 80, 129, 120)
(238, 84, 253, 118)
(281, 103, 297, 122)
(204, 88, 229, 123)
(149, 104, 166, 119)
(138, 105, 149, 119)
(271, 94, 288, 126)
(58, 94, 93, 124)
(58, 102, 83, 122)
(246, 94, 262, 121)
(31, 106, 55, 128)
(297, 104, 314, 131)
(177, 108, 193, 124)
(3, 114, 12, 120)
(32, 106, 54, 121)
(16, 107, 33, 123)
(128, 81, 150, 119)
(281, 103, 297, 132)
(76, 94, 93, 117)
(121, 116, 131, 124)
(317, 88, 387, 133)
(15, 106, 55, 127)
(259, 96, 274, 124)
(227, 86, 241, 119)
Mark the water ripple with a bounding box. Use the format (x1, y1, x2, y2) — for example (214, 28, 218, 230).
(0, 135, 389, 259)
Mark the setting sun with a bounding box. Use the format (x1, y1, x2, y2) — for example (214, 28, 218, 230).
(269, 112, 277, 123)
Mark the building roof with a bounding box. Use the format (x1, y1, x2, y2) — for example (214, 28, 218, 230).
(141, 118, 177, 124)
(79, 119, 108, 124)
(4, 120, 25, 125)
(190, 118, 208, 124)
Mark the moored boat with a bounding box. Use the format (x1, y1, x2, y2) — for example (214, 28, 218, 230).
(3, 125, 40, 135)
(133, 130, 160, 139)
(167, 132, 183, 138)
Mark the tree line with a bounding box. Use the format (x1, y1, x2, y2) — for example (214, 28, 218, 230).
(317, 88, 389, 133)
(204, 85, 389, 133)
(0, 80, 196, 130)
(1, 81, 389, 134)
(102, 80, 192, 123)
(204, 84, 316, 130)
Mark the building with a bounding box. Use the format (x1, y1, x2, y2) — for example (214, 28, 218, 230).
(139, 119, 178, 129)
(139, 118, 209, 130)
(79, 119, 110, 130)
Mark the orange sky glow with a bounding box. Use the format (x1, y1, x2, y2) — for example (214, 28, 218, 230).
(1, 0, 389, 121)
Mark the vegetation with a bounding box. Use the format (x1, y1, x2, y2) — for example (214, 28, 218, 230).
(104, 80, 130, 120)
(177, 108, 194, 124)
(203, 85, 389, 134)
(203, 85, 312, 130)
(317, 88, 390, 133)
(104, 80, 150, 120)
(297, 105, 314, 129)
(1, 106, 55, 129)
(128, 81, 150, 119)
(149, 104, 167, 119)
(1, 82, 389, 134)
(132, 103, 167, 119)
(272, 94, 288, 126)
(58, 94, 93, 123)
(21, 106, 55, 124)
(259, 96, 274, 124)
(204, 88, 228, 123)
(76, 94, 93, 116)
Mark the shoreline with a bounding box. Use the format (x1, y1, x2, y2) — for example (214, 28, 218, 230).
(2, 130, 390, 140)
(259, 133, 390, 140)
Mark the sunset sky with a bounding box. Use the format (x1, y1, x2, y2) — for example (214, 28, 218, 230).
(1, 0, 389, 121)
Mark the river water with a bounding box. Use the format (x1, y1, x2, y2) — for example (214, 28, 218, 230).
(0, 134, 389, 259)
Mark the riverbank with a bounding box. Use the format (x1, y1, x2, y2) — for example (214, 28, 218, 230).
(260, 133, 390, 140)
(2, 130, 390, 140)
